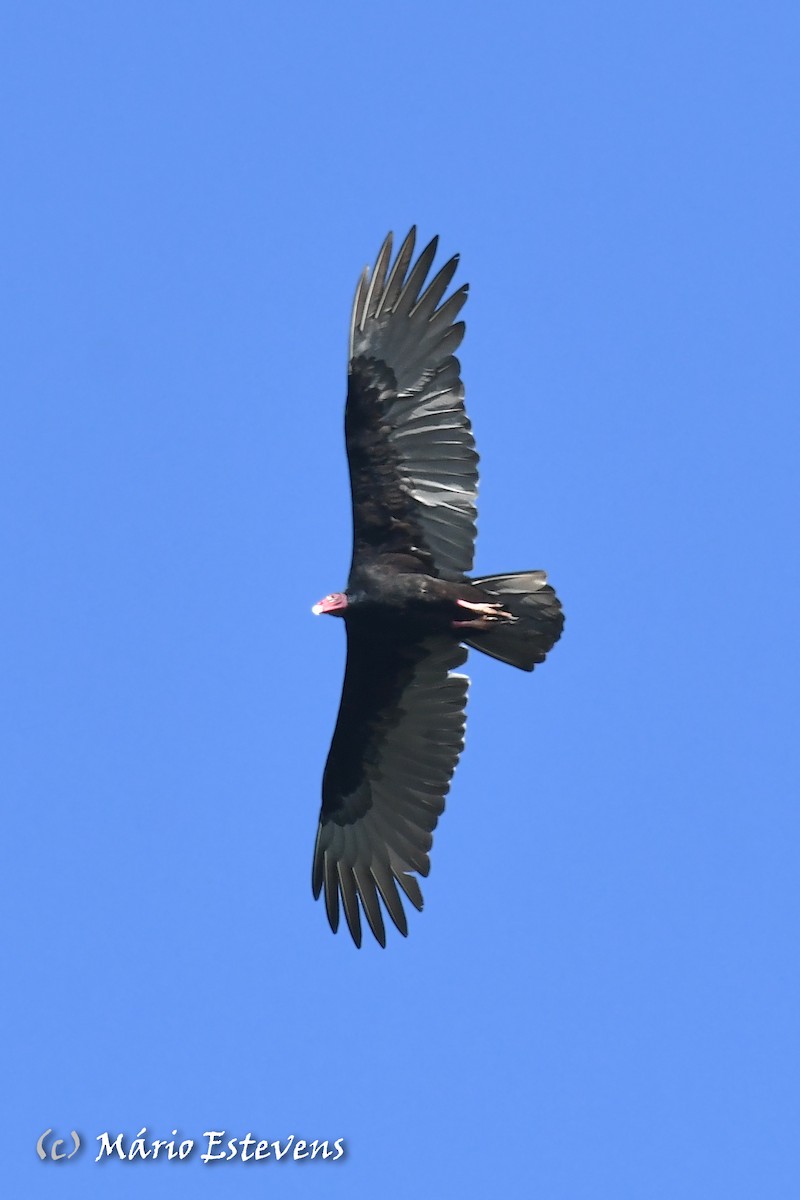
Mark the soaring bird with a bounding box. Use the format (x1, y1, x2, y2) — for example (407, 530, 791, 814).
(312, 229, 563, 947)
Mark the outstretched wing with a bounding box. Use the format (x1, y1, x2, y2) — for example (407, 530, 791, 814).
(346, 229, 478, 583)
(312, 632, 469, 947)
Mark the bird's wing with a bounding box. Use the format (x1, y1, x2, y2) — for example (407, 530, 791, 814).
(346, 228, 478, 582)
(312, 630, 469, 947)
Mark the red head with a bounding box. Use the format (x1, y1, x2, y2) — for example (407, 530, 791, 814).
(312, 592, 348, 617)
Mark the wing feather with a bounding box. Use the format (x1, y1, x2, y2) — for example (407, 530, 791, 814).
(411, 256, 460, 322)
(368, 859, 409, 935)
(346, 230, 478, 581)
(323, 852, 340, 933)
(349, 268, 369, 355)
(337, 861, 362, 948)
(394, 870, 423, 910)
(313, 632, 469, 946)
(376, 228, 417, 318)
(392, 236, 439, 318)
(353, 859, 387, 946)
(361, 233, 393, 326)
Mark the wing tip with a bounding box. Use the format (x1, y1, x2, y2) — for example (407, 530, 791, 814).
(315, 846, 431, 947)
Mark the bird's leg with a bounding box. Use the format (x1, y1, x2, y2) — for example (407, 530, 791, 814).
(451, 598, 517, 630)
(456, 598, 515, 618)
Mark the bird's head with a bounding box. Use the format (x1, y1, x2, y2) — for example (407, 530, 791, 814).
(311, 591, 349, 617)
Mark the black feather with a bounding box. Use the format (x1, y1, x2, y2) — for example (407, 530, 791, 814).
(311, 232, 564, 947)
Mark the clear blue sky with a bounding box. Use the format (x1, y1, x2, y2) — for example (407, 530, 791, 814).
(3, 2, 798, 1197)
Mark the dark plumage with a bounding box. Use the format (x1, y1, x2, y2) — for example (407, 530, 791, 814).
(312, 229, 563, 947)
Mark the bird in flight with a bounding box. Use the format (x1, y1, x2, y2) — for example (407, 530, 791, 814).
(312, 229, 563, 947)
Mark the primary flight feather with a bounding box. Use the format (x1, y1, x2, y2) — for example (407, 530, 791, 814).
(312, 229, 563, 947)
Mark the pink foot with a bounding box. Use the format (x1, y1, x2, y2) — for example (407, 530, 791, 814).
(455, 598, 515, 621)
(451, 599, 517, 632)
(456, 598, 504, 615)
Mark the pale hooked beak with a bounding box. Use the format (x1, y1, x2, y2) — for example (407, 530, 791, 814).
(311, 603, 323, 615)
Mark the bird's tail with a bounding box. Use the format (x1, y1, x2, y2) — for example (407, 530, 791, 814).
(461, 571, 564, 672)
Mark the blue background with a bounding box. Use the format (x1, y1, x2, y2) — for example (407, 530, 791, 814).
(3, 2, 798, 1196)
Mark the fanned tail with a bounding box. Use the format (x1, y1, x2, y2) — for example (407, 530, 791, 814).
(461, 571, 564, 672)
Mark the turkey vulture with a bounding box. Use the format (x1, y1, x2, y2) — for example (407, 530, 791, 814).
(312, 229, 563, 947)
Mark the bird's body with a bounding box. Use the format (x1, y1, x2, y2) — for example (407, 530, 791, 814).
(344, 563, 494, 628)
(312, 229, 563, 947)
